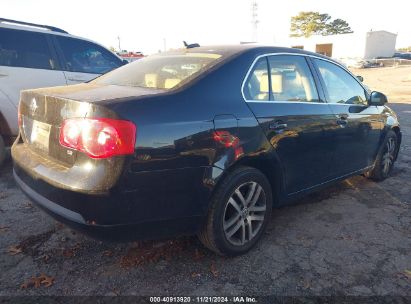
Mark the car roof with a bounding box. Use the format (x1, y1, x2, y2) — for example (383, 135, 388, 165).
(1, 22, 93, 42)
(163, 44, 337, 63)
(0, 20, 123, 61)
(0, 20, 116, 46)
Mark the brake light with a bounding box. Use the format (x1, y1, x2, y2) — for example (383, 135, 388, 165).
(59, 118, 136, 159)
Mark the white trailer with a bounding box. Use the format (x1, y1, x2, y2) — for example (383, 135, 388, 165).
(288, 30, 397, 60)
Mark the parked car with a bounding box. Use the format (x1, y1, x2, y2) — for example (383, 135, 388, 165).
(341, 58, 383, 69)
(12, 45, 401, 255)
(0, 18, 125, 164)
(393, 52, 411, 60)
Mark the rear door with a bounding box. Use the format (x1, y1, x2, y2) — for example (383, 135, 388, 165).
(53, 35, 123, 84)
(243, 54, 337, 195)
(0, 28, 67, 135)
(311, 58, 384, 176)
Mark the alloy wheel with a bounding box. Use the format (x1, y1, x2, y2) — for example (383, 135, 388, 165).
(223, 181, 267, 246)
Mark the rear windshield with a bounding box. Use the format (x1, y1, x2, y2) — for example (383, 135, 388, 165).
(92, 52, 222, 90)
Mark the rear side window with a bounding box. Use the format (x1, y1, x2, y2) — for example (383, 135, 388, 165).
(0, 28, 55, 70)
(314, 59, 367, 105)
(243, 55, 319, 102)
(56, 36, 122, 74)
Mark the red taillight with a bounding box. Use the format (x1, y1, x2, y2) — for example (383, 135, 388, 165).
(59, 118, 136, 159)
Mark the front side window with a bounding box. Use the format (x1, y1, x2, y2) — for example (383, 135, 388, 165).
(314, 59, 367, 105)
(243, 55, 319, 102)
(56, 36, 122, 74)
(0, 28, 55, 70)
(93, 52, 223, 90)
(268, 55, 319, 102)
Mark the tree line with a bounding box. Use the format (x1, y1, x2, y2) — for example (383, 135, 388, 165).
(290, 12, 353, 37)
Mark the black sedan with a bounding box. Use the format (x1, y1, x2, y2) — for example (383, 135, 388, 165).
(12, 45, 401, 255)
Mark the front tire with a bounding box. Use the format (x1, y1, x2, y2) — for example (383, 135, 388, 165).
(366, 130, 398, 181)
(198, 166, 272, 256)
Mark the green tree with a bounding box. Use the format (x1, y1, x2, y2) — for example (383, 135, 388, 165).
(398, 46, 411, 52)
(290, 12, 353, 37)
(325, 19, 353, 35)
(290, 11, 331, 37)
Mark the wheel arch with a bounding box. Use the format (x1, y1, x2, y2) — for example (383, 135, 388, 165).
(0, 111, 14, 145)
(212, 155, 284, 207)
(391, 126, 401, 160)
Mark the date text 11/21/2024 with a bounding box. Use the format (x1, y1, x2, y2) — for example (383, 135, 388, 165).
(149, 296, 257, 303)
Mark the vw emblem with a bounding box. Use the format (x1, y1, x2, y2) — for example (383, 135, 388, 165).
(30, 98, 38, 115)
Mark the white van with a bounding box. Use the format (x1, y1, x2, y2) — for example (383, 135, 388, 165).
(0, 18, 125, 164)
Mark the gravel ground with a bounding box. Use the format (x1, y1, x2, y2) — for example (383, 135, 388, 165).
(350, 66, 411, 103)
(0, 103, 410, 297)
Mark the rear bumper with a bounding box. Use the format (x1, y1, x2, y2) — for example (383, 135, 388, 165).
(13, 163, 213, 241)
(14, 169, 204, 241)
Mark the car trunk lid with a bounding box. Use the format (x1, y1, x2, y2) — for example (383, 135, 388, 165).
(18, 83, 160, 166)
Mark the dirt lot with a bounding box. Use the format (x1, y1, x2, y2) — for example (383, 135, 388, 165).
(0, 68, 410, 297)
(350, 66, 411, 102)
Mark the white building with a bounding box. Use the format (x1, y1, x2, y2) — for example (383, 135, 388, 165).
(287, 30, 397, 60)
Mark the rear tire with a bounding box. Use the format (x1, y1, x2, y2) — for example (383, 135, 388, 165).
(0, 135, 6, 167)
(365, 130, 398, 181)
(198, 166, 272, 256)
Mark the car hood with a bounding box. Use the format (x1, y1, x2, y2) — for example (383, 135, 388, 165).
(27, 83, 167, 104)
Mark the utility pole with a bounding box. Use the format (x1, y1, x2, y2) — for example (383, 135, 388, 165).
(163, 38, 167, 52)
(251, 0, 259, 42)
(117, 36, 121, 52)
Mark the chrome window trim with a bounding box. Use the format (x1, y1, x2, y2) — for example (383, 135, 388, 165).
(246, 100, 328, 105)
(241, 52, 368, 104)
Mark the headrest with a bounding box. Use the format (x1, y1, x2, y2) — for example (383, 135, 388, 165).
(145, 74, 158, 88)
(271, 72, 283, 93)
(259, 73, 269, 93)
(164, 78, 181, 89)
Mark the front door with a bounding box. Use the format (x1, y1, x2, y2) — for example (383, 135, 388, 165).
(243, 54, 336, 195)
(311, 58, 384, 176)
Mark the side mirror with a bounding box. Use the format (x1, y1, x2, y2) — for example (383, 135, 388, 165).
(356, 75, 364, 82)
(122, 59, 129, 65)
(368, 91, 388, 106)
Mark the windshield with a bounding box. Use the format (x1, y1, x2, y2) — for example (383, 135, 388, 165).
(92, 52, 222, 90)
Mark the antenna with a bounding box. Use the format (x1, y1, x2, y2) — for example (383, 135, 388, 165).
(251, 0, 259, 42)
(183, 41, 200, 49)
(117, 36, 121, 52)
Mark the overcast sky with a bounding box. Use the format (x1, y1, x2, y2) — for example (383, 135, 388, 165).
(3, 0, 409, 54)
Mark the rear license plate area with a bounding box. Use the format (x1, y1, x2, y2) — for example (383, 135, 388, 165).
(28, 120, 51, 152)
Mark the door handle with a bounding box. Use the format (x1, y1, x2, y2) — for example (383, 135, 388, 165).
(337, 119, 347, 126)
(0, 72, 8, 77)
(67, 77, 87, 82)
(336, 113, 348, 126)
(269, 121, 287, 130)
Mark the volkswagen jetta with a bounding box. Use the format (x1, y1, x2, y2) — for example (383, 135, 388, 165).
(12, 45, 401, 255)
